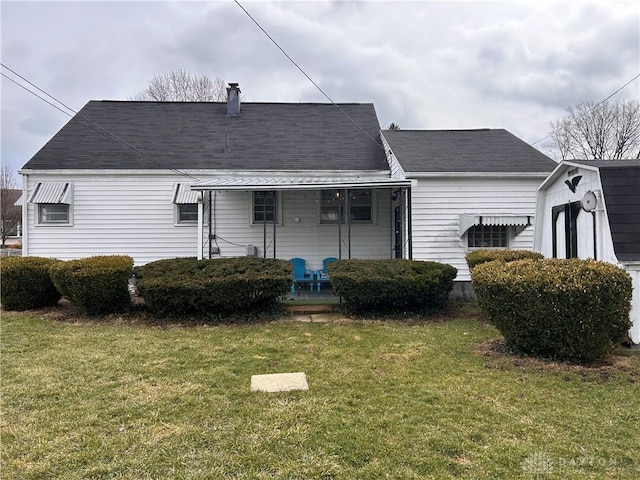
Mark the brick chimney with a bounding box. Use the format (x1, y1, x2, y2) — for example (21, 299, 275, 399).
(226, 83, 241, 116)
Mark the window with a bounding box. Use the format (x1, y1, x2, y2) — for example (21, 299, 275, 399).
(320, 189, 374, 224)
(467, 225, 509, 248)
(177, 204, 198, 223)
(253, 191, 278, 223)
(38, 204, 70, 224)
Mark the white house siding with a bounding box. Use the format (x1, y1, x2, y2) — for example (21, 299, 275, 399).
(625, 265, 640, 344)
(409, 175, 545, 281)
(22, 172, 205, 265)
(209, 189, 393, 271)
(23, 172, 392, 269)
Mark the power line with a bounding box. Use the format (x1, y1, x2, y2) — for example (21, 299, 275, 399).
(1, 63, 201, 182)
(233, 0, 385, 150)
(530, 73, 640, 147)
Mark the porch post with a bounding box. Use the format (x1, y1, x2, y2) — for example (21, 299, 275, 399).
(337, 190, 343, 259)
(263, 193, 267, 259)
(273, 191, 277, 259)
(197, 192, 204, 260)
(346, 189, 352, 258)
(407, 187, 413, 260)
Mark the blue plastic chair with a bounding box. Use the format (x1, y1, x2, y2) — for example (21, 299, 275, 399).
(316, 257, 338, 292)
(289, 258, 314, 294)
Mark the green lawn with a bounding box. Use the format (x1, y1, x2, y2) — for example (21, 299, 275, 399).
(1, 305, 639, 479)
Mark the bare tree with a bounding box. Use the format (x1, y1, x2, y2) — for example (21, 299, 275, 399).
(1, 166, 22, 247)
(546, 100, 640, 160)
(136, 69, 226, 102)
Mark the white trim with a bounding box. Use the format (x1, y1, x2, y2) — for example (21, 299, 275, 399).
(192, 176, 411, 191)
(406, 171, 552, 178)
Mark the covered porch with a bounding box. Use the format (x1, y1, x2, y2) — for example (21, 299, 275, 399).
(191, 175, 413, 272)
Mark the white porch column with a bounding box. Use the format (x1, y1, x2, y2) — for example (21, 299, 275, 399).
(197, 192, 203, 260)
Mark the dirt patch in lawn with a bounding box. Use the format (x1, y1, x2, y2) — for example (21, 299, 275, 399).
(476, 339, 640, 383)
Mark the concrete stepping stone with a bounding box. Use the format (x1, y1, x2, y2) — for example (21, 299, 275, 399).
(250, 372, 308, 393)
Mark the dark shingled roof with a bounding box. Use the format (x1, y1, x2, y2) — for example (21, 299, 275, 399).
(383, 128, 557, 173)
(22, 101, 387, 171)
(571, 159, 640, 262)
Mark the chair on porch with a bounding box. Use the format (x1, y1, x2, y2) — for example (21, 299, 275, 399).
(316, 257, 338, 292)
(289, 258, 314, 294)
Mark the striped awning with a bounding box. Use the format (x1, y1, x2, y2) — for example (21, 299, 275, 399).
(191, 176, 412, 191)
(28, 182, 73, 204)
(459, 214, 533, 236)
(173, 184, 199, 204)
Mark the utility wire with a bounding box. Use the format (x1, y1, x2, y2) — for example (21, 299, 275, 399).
(1, 63, 201, 182)
(234, 0, 385, 150)
(530, 73, 640, 147)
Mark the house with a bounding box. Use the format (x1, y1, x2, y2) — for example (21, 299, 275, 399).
(534, 160, 640, 344)
(382, 129, 557, 292)
(19, 83, 556, 293)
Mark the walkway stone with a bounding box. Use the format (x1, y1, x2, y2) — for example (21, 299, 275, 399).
(251, 372, 309, 393)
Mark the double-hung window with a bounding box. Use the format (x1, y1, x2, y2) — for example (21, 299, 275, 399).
(320, 189, 374, 224)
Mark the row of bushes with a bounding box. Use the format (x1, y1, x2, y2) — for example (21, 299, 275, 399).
(134, 257, 292, 317)
(0, 255, 133, 315)
(468, 250, 632, 362)
(329, 259, 458, 314)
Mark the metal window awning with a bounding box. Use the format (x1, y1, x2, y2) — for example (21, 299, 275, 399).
(173, 183, 199, 204)
(459, 214, 533, 236)
(28, 182, 73, 204)
(191, 176, 412, 191)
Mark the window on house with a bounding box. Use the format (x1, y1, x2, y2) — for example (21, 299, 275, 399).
(177, 204, 198, 223)
(467, 225, 509, 248)
(29, 182, 73, 225)
(320, 189, 374, 224)
(38, 204, 70, 224)
(253, 191, 278, 223)
(173, 184, 199, 225)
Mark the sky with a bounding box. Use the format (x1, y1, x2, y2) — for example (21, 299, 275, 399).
(1, 0, 639, 179)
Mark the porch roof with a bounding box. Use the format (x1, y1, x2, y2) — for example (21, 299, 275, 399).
(191, 176, 411, 191)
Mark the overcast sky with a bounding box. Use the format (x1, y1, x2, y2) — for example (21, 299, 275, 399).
(1, 0, 639, 178)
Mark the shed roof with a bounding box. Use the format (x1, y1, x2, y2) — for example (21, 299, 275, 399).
(595, 162, 640, 262)
(22, 101, 388, 172)
(383, 128, 557, 174)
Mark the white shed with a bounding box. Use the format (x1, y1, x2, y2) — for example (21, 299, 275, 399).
(534, 160, 640, 344)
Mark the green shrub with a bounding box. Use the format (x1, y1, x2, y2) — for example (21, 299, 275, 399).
(0, 256, 61, 310)
(465, 249, 544, 271)
(472, 258, 632, 362)
(328, 259, 457, 314)
(134, 257, 292, 319)
(50, 255, 133, 315)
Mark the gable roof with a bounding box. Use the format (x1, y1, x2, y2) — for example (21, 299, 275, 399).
(383, 128, 557, 174)
(22, 101, 388, 172)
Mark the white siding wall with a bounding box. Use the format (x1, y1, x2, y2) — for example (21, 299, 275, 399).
(410, 176, 545, 281)
(210, 189, 392, 271)
(23, 172, 392, 269)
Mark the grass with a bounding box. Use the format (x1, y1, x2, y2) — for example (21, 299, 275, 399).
(1, 303, 639, 479)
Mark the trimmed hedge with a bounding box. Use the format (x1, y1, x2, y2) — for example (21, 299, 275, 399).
(134, 257, 292, 318)
(50, 255, 134, 315)
(472, 258, 632, 362)
(328, 259, 457, 314)
(0, 256, 62, 310)
(465, 249, 544, 270)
